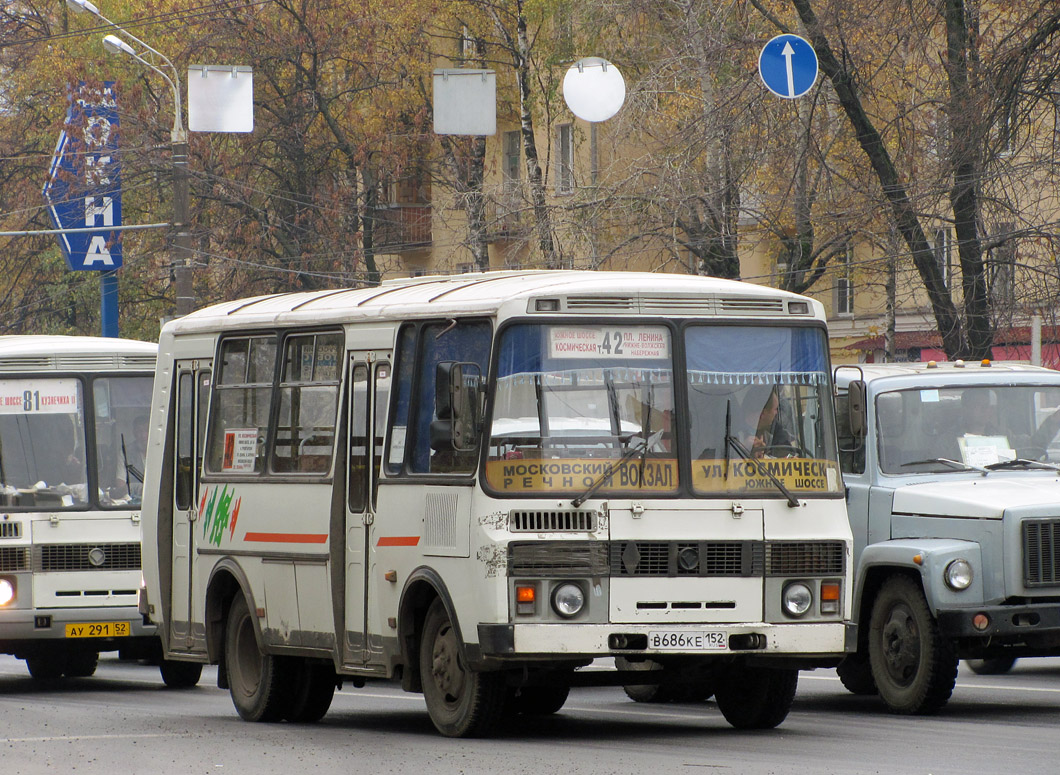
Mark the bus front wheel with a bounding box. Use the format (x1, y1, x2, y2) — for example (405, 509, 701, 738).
(225, 595, 289, 721)
(714, 665, 798, 729)
(160, 659, 203, 688)
(420, 598, 506, 737)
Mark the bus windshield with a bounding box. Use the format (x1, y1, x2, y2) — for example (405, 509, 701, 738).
(485, 323, 841, 499)
(0, 374, 153, 510)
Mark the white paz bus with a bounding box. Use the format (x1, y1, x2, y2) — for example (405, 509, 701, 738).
(0, 335, 198, 686)
(140, 271, 854, 736)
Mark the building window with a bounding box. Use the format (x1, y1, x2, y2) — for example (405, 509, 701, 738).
(504, 130, 521, 186)
(990, 224, 1015, 303)
(555, 123, 574, 195)
(933, 227, 952, 287)
(835, 244, 854, 316)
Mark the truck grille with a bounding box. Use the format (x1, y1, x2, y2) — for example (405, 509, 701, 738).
(1023, 519, 1060, 587)
(33, 543, 141, 572)
(0, 546, 29, 572)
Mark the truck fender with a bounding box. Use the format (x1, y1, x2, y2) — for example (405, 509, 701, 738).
(854, 538, 984, 620)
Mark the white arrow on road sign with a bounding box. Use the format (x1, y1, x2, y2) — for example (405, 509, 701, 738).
(759, 34, 818, 99)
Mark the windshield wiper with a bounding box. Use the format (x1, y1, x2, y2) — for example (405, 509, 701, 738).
(900, 457, 989, 475)
(984, 458, 1060, 472)
(571, 430, 663, 508)
(724, 433, 800, 508)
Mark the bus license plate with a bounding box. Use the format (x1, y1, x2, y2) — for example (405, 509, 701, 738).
(65, 621, 131, 638)
(648, 631, 728, 651)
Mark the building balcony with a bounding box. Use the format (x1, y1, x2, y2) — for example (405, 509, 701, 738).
(484, 192, 530, 242)
(373, 204, 432, 251)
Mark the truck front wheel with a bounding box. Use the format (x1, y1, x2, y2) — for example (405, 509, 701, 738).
(868, 575, 957, 714)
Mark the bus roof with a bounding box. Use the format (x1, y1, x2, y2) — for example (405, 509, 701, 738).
(164, 270, 823, 334)
(0, 335, 156, 372)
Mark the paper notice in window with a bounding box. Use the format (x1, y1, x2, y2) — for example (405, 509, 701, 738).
(549, 327, 669, 360)
(222, 428, 259, 472)
(958, 435, 1015, 467)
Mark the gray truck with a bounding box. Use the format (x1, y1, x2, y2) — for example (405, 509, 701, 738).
(833, 360, 1060, 713)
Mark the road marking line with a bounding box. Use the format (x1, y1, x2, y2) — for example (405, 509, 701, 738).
(801, 673, 1060, 695)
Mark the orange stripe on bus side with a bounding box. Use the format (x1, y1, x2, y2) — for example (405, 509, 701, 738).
(376, 536, 420, 547)
(243, 532, 329, 544)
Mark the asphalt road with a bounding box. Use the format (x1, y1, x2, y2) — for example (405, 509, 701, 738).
(0, 654, 1057, 775)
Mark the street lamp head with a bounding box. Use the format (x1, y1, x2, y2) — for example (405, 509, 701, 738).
(66, 0, 100, 15)
(103, 34, 137, 57)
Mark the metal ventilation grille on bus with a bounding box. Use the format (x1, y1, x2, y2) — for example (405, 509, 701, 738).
(121, 355, 157, 369)
(0, 356, 51, 371)
(719, 298, 786, 315)
(510, 510, 598, 532)
(610, 541, 762, 577)
(55, 354, 123, 369)
(508, 541, 610, 576)
(34, 543, 142, 572)
(0, 546, 29, 572)
(639, 297, 718, 315)
(0, 521, 22, 539)
(565, 296, 638, 312)
(765, 541, 845, 576)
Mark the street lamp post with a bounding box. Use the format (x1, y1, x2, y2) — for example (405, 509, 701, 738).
(67, 0, 194, 317)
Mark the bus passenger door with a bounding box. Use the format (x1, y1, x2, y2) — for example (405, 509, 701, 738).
(170, 363, 211, 654)
(343, 354, 390, 666)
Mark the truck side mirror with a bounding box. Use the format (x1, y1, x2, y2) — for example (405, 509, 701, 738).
(847, 380, 866, 439)
(431, 361, 483, 451)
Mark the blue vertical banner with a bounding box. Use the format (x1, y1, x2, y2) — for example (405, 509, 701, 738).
(43, 81, 123, 271)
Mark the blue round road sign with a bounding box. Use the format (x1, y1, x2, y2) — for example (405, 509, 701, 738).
(758, 34, 818, 99)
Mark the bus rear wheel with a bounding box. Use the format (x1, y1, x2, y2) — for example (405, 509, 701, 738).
(225, 594, 290, 722)
(420, 598, 505, 737)
(714, 665, 798, 729)
(284, 659, 336, 723)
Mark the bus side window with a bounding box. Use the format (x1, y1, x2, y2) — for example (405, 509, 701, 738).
(273, 333, 343, 474)
(176, 372, 194, 509)
(206, 336, 276, 474)
(349, 364, 369, 512)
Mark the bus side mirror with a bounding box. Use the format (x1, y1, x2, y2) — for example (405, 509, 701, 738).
(847, 380, 866, 439)
(431, 361, 483, 451)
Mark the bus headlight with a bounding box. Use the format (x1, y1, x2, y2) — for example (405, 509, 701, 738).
(782, 582, 813, 617)
(944, 559, 973, 591)
(551, 583, 585, 618)
(0, 577, 15, 607)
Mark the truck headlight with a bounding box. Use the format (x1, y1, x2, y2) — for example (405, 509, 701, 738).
(0, 577, 15, 607)
(944, 559, 973, 591)
(551, 583, 586, 618)
(782, 582, 813, 617)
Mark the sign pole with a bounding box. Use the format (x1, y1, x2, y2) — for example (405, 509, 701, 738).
(100, 270, 119, 337)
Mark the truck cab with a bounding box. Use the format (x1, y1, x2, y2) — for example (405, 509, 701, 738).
(834, 360, 1060, 713)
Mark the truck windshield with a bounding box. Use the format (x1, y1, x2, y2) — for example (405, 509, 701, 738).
(485, 322, 841, 499)
(877, 384, 1060, 474)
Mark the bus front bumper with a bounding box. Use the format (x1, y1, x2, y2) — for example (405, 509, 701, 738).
(478, 621, 854, 662)
(0, 605, 157, 653)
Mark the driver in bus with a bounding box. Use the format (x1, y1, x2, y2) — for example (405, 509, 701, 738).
(738, 388, 794, 459)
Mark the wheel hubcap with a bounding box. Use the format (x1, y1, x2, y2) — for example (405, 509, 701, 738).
(430, 623, 465, 703)
(880, 603, 920, 686)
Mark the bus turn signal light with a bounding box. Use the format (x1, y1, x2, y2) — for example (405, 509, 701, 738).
(516, 584, 536, 615)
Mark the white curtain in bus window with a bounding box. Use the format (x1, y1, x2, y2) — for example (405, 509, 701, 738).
(0, 377, 89, 507)
(207, 336, 277, 474)
(272, 332, 343, 474)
